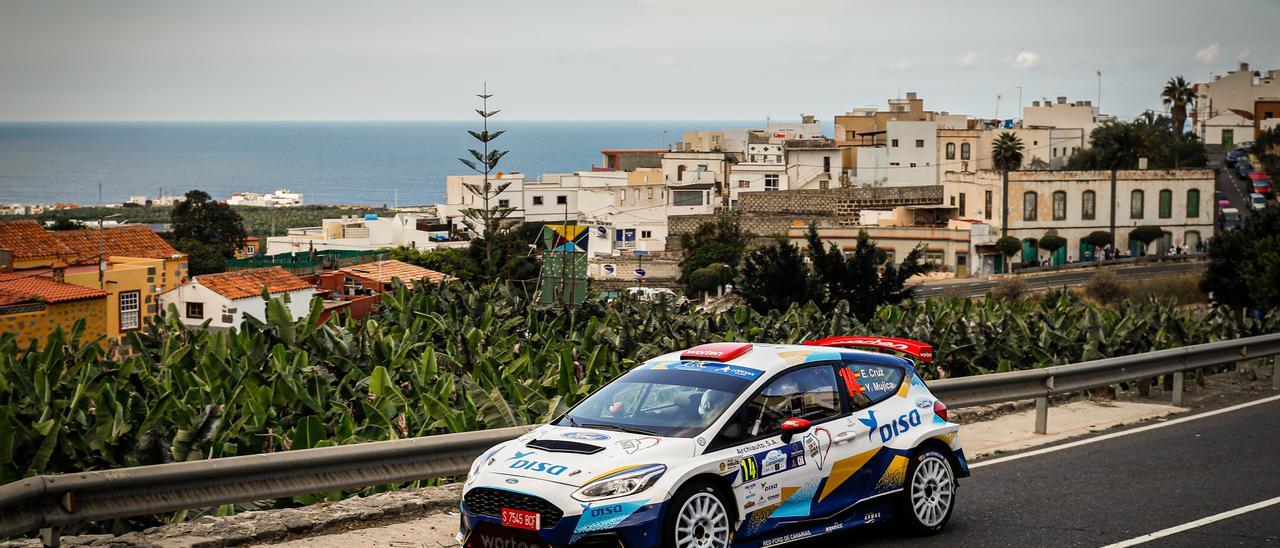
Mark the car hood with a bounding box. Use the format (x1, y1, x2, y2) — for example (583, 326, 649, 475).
(479, 425, 698, 487)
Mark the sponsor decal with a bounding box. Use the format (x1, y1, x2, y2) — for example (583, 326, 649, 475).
(663, 361, 764, 380)
(507, 459, 568, 476)
(867, 380, 897, 392)
(824, 521, 846, 533)
(803, 428, 832, 470)
(787, 441, 806, 468)
(718, 458, 741, 473)
(738, 455, 760, 482)
(846, 337, 908, 350)
(507, 451, 536, 461)
(468, 532, 547, 548)
(915, 397, 933, 409)
(571, 500, 647, 541)
(762, 529, 813, 546)
(877, 410, 923, 443)
(735, 439, 778, 455)
(616, 437, 660, 454)
(857, 411, 879, 430)
(561, 431, 610, 441)
(697, 437, 707, 446)
(760, 449, 787, 476)
(744, 500, 755, 509)
(504, 478, 519, 484)
(864, 511, 882, 524)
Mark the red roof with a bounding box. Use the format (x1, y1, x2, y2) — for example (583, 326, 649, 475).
(0, 221, 75, 260)
(338, 260, 450, 287)
(196, 267, 314, 300)
(0, 271, 107, 305)
(54, 225, 181, 263)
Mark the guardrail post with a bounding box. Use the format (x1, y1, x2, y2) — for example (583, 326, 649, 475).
(40, 526, 60, 548)
(1034, 397, 1049, 434)
(1273, 355, 1279, 391)
(1171, 371, 1185, 407)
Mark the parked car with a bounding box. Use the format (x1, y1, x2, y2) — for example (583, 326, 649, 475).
(1239, 141, 1256, 153)
(1220, 207, 1242, 231)
(1226, 150, 1247, 168)
(1249, 172, 1272, 195)
(459, 338, 968, 548)
(625, 286, 689, 305)
(1250, 193, 1267, 211)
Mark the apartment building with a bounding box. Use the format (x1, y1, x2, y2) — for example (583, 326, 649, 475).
(1194, 63, 1280, 147)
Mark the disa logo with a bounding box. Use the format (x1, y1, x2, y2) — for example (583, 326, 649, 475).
(877, 409, 922, 443)
(508, 459, 568, 476)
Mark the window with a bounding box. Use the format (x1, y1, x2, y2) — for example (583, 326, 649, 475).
(892, 139, 899, 147)
(910, 163, 917, 168)
(915, 139, 925, 148)
(926, 250, 945, 264)
(823, 156, 831, 173)
(556, 195, 568, 205)
(959, 193, 967, 217)
(714, 365, 841, 446)
(185, 302, 204, 320)
(946, 142, 956, 160)
(554, 362, 755, 439)
(985, 190, 993, 220)
(1131, 189, 1144, 219)
(880, 248, 896, 264)
(641, 230, 652, 239)
(532, 195, 543, 206)
(738, 180, 750, 188)
(1082, 190, 1096, 220)
(1187, 189, 1200, 217)
(1158, 189, 1172, 219)
(498, 199, 510, 208)
(846, 130, 855, 140)
(839, 363, 905, 409)
(647, 188, 654, 200)
(1023, 191, 1038, 221)
(672, 190, 704, 206)
(1052, 191, 1067, 220)
(119, 291, 140, 331)
(961, 142, 971, 160)
(765, 174, 780, 191)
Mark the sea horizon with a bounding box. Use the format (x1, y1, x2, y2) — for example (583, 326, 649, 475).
(0, 120, 826, 207)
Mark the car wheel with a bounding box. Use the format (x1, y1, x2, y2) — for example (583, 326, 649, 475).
(897, 448, 956, 535)
(663, 480, 732, 548)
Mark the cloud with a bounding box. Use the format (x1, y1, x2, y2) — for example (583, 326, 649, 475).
(1010, 51, 1041, 70)
(892, 60, 913, 71)
(1194, 42, 1220, 63)
(1239, 48, 1251, 61)
(650, 54, 677, 66)
(958, 52, 979, 66)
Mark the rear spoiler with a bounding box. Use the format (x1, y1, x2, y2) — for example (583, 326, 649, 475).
(804, 336, 934, 363)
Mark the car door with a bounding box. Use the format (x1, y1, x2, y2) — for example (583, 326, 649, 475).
(808, 360, 910, 519)
(704, 364, 844, 538)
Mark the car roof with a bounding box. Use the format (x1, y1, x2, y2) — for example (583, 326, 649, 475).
(644, 343, 915, 375)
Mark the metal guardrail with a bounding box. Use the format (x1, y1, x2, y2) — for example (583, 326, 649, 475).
(1008, 252, 1206, 276)
(4, 333, 1280, 544)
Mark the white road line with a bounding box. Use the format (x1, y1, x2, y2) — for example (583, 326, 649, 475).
(1099, 495, 1280, 547)
(970, 393, 1280, 469)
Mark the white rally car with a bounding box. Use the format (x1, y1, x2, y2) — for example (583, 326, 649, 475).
(459, 336, 969, 548)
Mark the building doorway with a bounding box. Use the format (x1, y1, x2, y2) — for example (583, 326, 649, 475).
(956, 253, 968, 277)
(1222, 129, 1234, 151)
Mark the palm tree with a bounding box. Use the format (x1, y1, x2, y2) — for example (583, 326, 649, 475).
(1162, 76, 1194, 140)
(992, 132, 1025, 236)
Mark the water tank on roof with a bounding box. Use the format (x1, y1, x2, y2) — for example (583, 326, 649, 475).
(364, 214, 379, 221)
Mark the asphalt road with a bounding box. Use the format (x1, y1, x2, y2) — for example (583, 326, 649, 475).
(799, 395, 1280, 547)
(1208, 146, 1252, 223)
(914, 260, 1207, 299)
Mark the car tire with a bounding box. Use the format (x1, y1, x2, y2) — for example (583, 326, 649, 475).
(662, 480, 733, 548)
(896, 448, 956, 536)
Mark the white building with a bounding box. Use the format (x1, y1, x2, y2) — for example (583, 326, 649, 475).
(766, 115, 823, 141)
(857, 120, 941, 186)
(226, 189, 304, 207)
(159, 267, 315, 331)
(1195, 63, 1280, 147)
(265, 212, 455, 255)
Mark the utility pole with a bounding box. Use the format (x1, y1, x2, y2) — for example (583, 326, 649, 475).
(1015, 86, 1023, 120)
(995, 94, 1002, 120)
(1097, 70, 1103, 111)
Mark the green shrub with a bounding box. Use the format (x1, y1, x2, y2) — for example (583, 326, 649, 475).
(1085, 270, 1126, 304)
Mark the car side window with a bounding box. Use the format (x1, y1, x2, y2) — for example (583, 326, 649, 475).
(839, 363, 906, 410)
(714, 365, 841, 446)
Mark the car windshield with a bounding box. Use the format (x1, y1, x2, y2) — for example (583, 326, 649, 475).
(555, 362, 760, 438)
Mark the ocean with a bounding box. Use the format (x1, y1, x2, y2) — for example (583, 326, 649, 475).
(0, 121, 766, 207)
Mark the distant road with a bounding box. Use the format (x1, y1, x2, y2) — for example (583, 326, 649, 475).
(915, 260, 1207, 299)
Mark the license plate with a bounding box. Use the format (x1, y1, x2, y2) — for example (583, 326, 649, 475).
(501, 507, 541, 531)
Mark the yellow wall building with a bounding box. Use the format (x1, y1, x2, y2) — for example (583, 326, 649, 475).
(0, 272, 108, 349)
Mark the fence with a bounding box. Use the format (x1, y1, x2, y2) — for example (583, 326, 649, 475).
(3, 333, 1279, 545)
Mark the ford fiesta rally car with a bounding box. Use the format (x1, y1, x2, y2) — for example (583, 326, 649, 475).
(459, 337, 969, 548)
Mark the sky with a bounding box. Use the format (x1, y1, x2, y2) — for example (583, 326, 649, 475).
(1, 0, 1278, 123)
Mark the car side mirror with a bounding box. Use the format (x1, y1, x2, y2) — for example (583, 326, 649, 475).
(780, 417, 812, 443)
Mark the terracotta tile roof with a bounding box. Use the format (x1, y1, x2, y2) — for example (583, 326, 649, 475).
(54, 225, 182, 263)
(0, 220, 75, 260)
(0, 271, 107, 305)
(196, 266, 315, 300)
(338, 260, 450, 287)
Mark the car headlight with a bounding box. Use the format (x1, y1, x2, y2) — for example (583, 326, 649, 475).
(467, 444, 505, 484)
(572, 464, 666, 502)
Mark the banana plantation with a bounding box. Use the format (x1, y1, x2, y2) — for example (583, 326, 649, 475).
(2, 282, 1276, 488)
